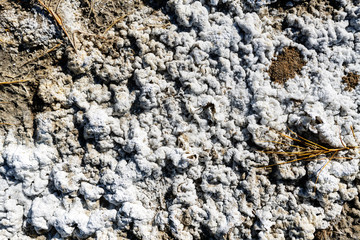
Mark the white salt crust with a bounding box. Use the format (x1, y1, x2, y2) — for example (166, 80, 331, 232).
(1, 0, 360, 239)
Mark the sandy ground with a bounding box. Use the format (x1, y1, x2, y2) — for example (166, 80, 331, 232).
(1, 0, 360, 239)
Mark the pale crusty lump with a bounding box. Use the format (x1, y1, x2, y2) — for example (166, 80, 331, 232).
(1, 0, 360, 239)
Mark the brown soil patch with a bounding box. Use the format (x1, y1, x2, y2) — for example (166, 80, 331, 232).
(314, 228, 333, 240)
(266, 0, 342, 32)
(0, 0, 64, 140)
(268, 47, 307, 84)
(269, 0, 341, 18)
(342, 72, 360, 91)
(0, 0, 151, 141)
(81, 0, 143, 35)
(314, 196, 360, 240)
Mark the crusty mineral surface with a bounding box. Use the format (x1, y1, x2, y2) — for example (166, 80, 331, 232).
(0, 0, 360, 239)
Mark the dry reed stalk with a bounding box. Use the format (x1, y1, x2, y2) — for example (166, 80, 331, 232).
(0, 79, 30, 85)
(257, 127, 358, 192)
(36, 0, 76, 51)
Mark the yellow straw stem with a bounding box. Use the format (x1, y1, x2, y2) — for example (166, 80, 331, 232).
(0, 79, 29, 85)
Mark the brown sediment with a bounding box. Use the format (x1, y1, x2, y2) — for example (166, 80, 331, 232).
(314, 198, 360, 240)
(342, 72, 360, 91)
(268, 47, 307, 84)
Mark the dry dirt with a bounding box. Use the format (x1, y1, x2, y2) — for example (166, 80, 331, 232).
(267, 46, 307, 84)
(342, 72, 360, 91)
(314, 195, 360, 240)
(0, 0, 149, 141)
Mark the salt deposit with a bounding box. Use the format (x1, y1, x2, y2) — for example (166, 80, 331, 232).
(0, 0, 360, 239)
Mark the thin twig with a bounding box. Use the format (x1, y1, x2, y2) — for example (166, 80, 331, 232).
(102, 12, 133, 36)
(21, 41, 62, 67)
(0, 123, 14, 126)
(0, 79, 30, 85)
(36, 0, 76, 51)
